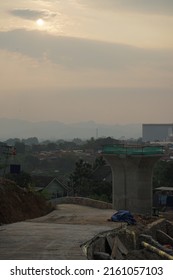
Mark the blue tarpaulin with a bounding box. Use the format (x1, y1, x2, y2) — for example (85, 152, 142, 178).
(111, 210, 136, 225)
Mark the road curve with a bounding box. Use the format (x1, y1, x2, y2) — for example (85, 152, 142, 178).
(0, 204, 119, 260)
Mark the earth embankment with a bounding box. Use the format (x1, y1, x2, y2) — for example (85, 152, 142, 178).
(0, 178, 53, 224)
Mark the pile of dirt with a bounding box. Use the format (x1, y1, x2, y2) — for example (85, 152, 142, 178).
(0, 177, 53, 224)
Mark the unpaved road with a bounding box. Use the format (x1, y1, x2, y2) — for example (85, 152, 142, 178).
(0, 204, 119, 260)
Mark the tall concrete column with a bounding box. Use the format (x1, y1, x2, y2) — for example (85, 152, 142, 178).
(103, 153, 162, 215)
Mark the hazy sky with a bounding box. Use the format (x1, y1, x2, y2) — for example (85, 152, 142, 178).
(1, 0, 173, 124)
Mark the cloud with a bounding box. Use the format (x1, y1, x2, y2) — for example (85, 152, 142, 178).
(9, 8, 57, 21)
(78, 0, 173, 15)
(0, 29, 172, 72)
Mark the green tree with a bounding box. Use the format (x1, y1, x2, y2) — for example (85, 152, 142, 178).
(15, 141, 25, 154)
(93, 156, 106, 170)
(89, 181, 112, 203)
(153, 160, 173, 187)
(24, 155, 40, 171)
(163, 161, 173, 186)
(5, 171, 32, 188)
(69, 159, 92, 196)
(46, 142, 58, 151)
(68, 157, 112, 202)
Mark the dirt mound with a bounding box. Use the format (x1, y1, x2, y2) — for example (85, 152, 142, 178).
(0, 177, 53, 224)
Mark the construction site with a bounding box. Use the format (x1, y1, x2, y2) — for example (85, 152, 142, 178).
(0, 144, 173, 260)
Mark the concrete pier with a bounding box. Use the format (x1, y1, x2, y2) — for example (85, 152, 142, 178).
(102, 145, 164, 215)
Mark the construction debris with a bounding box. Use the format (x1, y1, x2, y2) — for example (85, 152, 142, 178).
(141, 241, 173, 260)
(81, 218, 173, 260)
(156, 229, 173, 247)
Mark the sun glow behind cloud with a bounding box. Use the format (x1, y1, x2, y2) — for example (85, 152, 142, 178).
(36, 18, 45, 26)
(3, 2, 173, 48)
(0, 0, 173, 125)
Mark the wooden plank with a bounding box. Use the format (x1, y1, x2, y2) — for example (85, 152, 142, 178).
(106, 235, 114, 251)
(111, 236, 119, 259)
(117, 237, 128, 256)
(111, 236, 127, 259)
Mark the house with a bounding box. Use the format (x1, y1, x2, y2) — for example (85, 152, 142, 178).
(42, 177, 71, 199)
(32, 175, 54, 189)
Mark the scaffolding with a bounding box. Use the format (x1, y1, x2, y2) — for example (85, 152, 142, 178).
(0, 144, 16, 176)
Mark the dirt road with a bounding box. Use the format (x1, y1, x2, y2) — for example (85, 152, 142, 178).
(0, 204, 119, 260)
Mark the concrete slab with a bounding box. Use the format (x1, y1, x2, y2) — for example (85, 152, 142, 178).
(0, 204, 119, 260)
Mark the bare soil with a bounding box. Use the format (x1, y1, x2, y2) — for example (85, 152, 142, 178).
(0, 177, 53, 224)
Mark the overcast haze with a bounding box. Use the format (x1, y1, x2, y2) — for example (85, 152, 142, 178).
(1, 0, 173, 126)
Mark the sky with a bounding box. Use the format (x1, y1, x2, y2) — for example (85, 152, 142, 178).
(0, 0, 173, 125)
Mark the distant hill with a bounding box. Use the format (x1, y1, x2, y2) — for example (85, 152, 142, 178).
(0, 118, 142, 140)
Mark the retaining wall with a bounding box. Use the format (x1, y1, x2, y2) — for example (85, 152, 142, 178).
(51, 196, 112, 209)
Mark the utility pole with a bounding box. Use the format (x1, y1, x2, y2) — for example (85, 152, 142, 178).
(96, 128, 98, 139)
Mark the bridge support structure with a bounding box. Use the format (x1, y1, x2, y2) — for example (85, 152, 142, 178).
(102, 145, 163, 215)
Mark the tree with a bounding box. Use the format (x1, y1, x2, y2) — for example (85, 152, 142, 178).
(93, 156, 106, 170)
(89, 181, 112, 202)
(68, 157, 112, 202)
(15, 141, 25, 154)
(153, 160, 173, 187)
(46, 142, 58, 151)
(162, 161, 173, 186)
(23, 155, 40, 171)
(68, 159, 92, 196)
(22, 137, 39, 145)
(5, 171, 32, 188)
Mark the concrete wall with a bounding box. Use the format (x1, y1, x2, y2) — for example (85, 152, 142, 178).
(51, 196, 112, 209)
(103, 154, 161, 215)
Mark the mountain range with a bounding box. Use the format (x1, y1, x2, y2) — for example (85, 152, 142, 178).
(0, 118, 142, 141)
